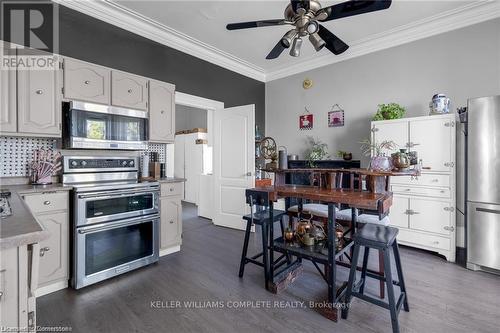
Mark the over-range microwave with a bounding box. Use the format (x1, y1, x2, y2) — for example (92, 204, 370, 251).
(63, 101, 148, 150)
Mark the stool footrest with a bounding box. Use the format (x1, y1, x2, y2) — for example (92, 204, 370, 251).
(365, 271, 401, 287)
(250, 252, 264, 260)
(245, 258, 265, 267)
(351, 291, 390, 310)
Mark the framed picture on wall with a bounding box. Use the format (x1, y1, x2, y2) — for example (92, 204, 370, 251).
(328, 107, 344, 127)
(299, 114, 313, 130)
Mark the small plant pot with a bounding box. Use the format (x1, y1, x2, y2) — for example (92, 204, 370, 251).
(342, 153, 352, 161)
(370, 156, 393, 172)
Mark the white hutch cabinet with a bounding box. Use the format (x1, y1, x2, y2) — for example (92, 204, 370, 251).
(372, 114, 456, 261)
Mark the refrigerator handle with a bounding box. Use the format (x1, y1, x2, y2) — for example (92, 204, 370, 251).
(476, 207, 500, 215)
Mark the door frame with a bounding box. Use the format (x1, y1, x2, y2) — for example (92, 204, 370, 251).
(175, 91, 223, 148)
(174, 92, 224, 220)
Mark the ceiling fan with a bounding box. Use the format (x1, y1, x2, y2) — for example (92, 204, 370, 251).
(226, 0, 392, 59)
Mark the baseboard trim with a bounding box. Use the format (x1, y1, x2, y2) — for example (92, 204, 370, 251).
(456, 247, 466, 267)
(160, 245, 181, 257)
(35, 280, 68, 297)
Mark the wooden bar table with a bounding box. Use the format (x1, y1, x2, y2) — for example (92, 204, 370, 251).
(245, 184, 393, 321)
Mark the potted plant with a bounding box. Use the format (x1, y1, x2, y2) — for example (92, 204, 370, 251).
(336, 150, 352, 161)
(306, 136, 329, 168)
(360, 139, 397, 171)
(372, 103, 406, 121)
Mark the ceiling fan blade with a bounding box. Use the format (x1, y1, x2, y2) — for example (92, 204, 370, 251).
(317, 25, 349, 55)
(291, 0, 310, 14)
(226, 19, 286, 30)
(266, 40, 287, 60)
(318, 0, 392, 22)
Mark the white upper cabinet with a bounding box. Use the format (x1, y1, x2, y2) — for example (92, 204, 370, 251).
(149, 80, 175, 143)
(371, 120, 407, 152)
(63, 58, 110, 104)
(0, 46, 17, 133)
(409, 117, 453, 173)
(17, 60, 61, 136)
(111, 71, 148, 110)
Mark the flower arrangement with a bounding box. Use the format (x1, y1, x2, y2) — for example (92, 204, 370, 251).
(360, 139, 397, 157)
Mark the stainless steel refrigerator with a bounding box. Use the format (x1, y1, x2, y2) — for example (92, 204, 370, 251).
(457, 95, 500, 273)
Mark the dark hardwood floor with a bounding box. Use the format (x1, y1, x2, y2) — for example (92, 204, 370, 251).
(38, 203, 500, 332)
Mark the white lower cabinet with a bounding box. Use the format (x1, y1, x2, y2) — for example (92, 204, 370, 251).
(159, 182, 183, 256)
(36, 212, 69, 286)
(22, 191, 69, 296)
(0, 245, 34, 331)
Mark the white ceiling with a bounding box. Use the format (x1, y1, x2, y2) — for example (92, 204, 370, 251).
(59, 0, 500, 81)
(114, 1, 472, 69)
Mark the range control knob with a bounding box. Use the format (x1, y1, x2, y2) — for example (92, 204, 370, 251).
(81, 160, 87, 167)
(71, 160, 78, 167)
(121, 160, 128, 166)
(128, 161, 134, 166)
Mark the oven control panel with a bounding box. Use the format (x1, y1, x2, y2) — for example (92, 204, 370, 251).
(64, 157, 138, 172)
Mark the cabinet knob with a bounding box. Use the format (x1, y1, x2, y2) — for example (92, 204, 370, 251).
(128, 89, 133, 93)
(84, 80, 90, 85)
(444, 162, 454, 167)
(161, 110, 165, 114)
(43, 200, 51, 205)
(431, 179, 439, 182)
(169, 187, 174, 192)
(35, 89, 43, 95)
(432, 241, 439, 245)
(444, 226, 455, 231)
(40, 246, 50, 257)
(0, 291, 3, 300)
(169, 220, 174, 224)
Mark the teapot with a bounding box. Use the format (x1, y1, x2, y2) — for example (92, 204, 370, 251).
(310, 222, 326, 241)
(391, 149, 411, 171)
(296, 213, 313, 235)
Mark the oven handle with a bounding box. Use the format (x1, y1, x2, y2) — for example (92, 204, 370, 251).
(77, 214, 160, 234)
(77, 188, 159, 199)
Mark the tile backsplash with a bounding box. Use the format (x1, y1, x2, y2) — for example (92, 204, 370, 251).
(0, 136, 167, 177)
(0, 136, 59, 177)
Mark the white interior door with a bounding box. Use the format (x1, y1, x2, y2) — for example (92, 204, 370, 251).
(213, 105, 255, 230)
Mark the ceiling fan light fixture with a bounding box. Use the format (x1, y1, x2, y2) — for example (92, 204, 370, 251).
(309, 33, 325, 51)
(281, 29, 297, 48)
(306, 21, 319, 34)
(289, 37, 303, 57)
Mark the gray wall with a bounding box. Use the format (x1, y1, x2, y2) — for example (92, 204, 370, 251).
(266, 19, 500, 166)
(175, 105, 207, 131)
(55, 4, 265, 131)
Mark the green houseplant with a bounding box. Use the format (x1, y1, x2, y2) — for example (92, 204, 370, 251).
(306, 137, 329, 167)
(372, 103, 406, 121)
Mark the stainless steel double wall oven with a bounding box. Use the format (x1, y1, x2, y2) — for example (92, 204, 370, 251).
(63, 156, 160, 289)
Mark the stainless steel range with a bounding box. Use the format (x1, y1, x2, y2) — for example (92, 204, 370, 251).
(63, 155, 160, 289)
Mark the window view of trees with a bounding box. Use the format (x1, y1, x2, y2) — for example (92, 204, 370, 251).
(86, 119, 105, 140)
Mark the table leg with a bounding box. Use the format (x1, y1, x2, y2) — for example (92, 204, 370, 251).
(327, 203, 336, 304)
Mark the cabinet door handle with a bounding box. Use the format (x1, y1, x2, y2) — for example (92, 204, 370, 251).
(161, 110, 165, 114)
(432, 241, 439, 245)
(169, 187, 174, 192)
(444, 207, 454, 212)
(371, 127, 379, 132)
(444, 226, 455, 231)
(40, 247, 50, 257)
(35, 89, 43, 95)
(169, 220, 174, 224)
(431, 179, 439, 183)
(0, 291, 3, 300)
(444, 162, 454, 167)
(84, 80, 90, 85)
(43, 200, 51, 205)
(128, 89, 133, 93)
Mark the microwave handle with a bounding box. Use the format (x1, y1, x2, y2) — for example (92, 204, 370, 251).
(77, 214, 160, 234)
(78, 188, 159, 199)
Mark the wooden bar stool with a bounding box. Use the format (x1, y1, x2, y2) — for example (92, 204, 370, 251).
(342, 224, 409, 333)
(239, 194, 287, 290)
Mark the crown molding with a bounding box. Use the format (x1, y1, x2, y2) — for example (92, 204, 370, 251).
(265, 1, 500, 81)
(53, 0, 267, 82)
(54, 1, 500, 83)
